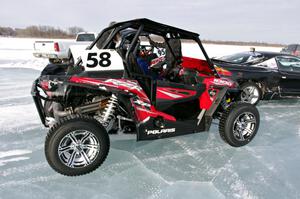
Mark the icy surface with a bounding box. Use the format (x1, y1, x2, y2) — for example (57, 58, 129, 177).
(0, 37, 300, 199)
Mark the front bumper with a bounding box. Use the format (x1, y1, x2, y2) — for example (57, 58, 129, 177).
(31, 79, 47, 127)
(33, 53, 58, 59)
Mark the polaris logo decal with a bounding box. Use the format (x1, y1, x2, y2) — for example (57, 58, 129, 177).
(146, 128, 176, 135)
(213, 79, 233, 87)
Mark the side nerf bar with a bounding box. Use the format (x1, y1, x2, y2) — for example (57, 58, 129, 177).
(31, 79, 47, 127)
(204, 87, 227, 131)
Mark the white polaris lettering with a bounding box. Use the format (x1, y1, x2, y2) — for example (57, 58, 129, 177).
(146, 128, 176, 135)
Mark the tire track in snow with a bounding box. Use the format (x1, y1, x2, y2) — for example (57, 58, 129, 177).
(0, 162, 48, 177)
(0, 174, 62, 188)
(0, 149, 32, 166)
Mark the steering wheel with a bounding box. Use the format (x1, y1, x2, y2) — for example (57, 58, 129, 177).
(164, 66, 182, 82)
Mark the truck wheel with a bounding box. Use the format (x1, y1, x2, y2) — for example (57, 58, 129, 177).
(45, 115, 110, 176)
(239, 82, 261, 105)
(219, 102, 259, 147)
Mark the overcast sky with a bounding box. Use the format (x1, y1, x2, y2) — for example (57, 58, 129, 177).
(1, 0, 299, 44)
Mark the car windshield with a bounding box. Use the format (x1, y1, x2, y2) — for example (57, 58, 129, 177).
(217, 52, 263, 64)
(77, 34, 95, 41)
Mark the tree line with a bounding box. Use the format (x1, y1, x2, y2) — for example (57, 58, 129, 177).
(0, 25, 85, 38)
(0, 25, 283, 47)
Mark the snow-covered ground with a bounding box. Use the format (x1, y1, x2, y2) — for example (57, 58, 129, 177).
(0, 37, 299, 199)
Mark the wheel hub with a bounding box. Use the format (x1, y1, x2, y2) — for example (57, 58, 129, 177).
(241, 86, 259, 104)
(58, 130, 100, 168)
(233, 112, 256, 141)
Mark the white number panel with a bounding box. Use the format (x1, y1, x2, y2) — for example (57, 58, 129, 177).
(81, 49, 124, 71)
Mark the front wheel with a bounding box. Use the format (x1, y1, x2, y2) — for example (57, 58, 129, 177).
(219, 102, 260, 147)
(45, 115, 110, 176)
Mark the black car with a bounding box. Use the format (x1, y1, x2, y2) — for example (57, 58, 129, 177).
(281, 44, 300, 57)
(212, 51, 300, 104)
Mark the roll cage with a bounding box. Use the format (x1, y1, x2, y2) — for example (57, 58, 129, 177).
(87, 18, 218, 77)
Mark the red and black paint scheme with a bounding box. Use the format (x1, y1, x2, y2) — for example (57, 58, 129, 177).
(31, 19, 261, 176)
(31, 18, 238, 142)
(31, 18, 241, 141)
(32, 55, 236, 141)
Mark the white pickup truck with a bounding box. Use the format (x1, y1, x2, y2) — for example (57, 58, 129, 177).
(33, 32, 97, 63)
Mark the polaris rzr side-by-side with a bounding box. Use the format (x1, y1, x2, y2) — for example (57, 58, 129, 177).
(31, 19, 260, 176)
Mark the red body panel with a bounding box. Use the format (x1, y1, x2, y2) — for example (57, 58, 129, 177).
(70, 76, 149, 100)
(180, 57, 236, 109)
(181, 56, 214, 76)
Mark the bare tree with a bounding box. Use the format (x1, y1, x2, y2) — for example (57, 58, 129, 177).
(0, 27, 16, 36)
(68, 26, 85, 36)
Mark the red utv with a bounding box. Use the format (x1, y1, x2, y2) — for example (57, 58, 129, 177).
(31, 19, 260, 176)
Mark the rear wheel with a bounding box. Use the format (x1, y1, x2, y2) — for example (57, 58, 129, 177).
(45, 115, 110, 176)
(239, 82, 261, 105)
(219, 102, 260, 147)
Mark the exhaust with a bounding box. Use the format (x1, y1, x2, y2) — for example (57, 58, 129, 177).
(53, 100, 107, 120)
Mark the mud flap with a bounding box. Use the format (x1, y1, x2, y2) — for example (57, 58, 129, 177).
(204, 87, 227, 131)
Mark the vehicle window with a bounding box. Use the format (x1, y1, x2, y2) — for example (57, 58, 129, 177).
(181, 39, 215, 76)
(297, 45, 300, 51)
(218, 52, 263, 64)
(95, 28, 132, 50)
(77, 34, 95, 42)
(135, 34, 167, 76)
(277, 56, 300, 72)
(255, 58, 278, 69)
(181, 39, 205, 60)
(140, 34, 166, 58)
(287, 45, 297, 52)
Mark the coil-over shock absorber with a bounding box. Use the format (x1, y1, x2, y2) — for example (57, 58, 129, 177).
(100, 94, 118, 129)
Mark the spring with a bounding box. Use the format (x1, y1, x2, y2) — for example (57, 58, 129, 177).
(100, 94, 118, 126)
(220, 96, 230, 110)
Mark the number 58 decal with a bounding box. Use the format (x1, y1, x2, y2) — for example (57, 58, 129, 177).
(86, 52, 111, 68)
